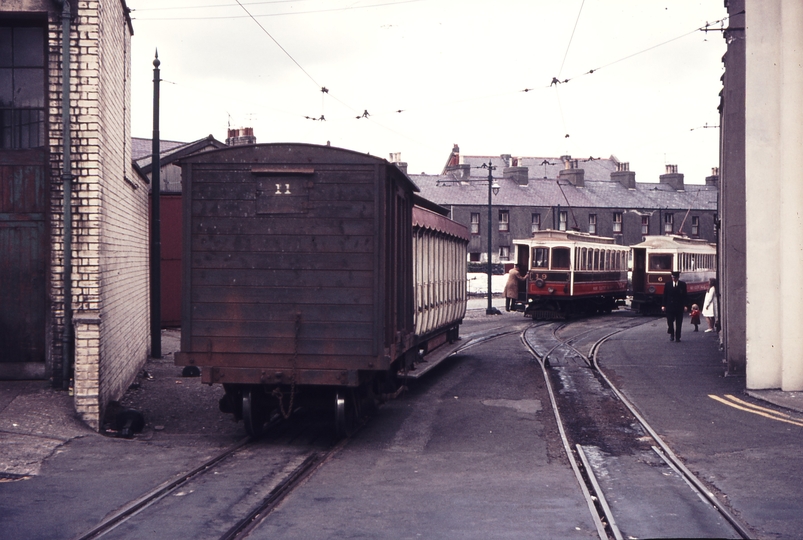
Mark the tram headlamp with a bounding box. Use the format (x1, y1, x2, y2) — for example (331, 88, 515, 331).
(648, 286, 656, 294)
(535, 279, 545, 288)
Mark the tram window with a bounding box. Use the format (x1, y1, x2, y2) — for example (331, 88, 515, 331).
(553, 247, 570, 269)
(533, 247, 549, 268)
(649, 254, 673, 271)
(593, 249, 600, 271)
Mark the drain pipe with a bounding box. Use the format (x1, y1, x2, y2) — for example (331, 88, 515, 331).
(60, 0, 74, 390)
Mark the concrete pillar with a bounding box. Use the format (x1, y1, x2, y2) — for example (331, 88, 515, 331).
(778, 0, 803, 390)
(745, 0, 803, 391)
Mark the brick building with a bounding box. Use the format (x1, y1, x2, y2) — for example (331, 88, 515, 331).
(0, 0, 148, 429)
(409, 145, 718, 266)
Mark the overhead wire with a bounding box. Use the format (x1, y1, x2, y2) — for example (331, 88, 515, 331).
(140, 5, 727, 163)
(131, 0, 425, 20)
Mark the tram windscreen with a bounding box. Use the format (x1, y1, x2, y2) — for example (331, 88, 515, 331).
(552, 247, 570, 269)
(648, 254, 673, 271)
(532, 247, 549, 268)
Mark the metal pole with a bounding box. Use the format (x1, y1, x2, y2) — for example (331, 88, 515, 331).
(486, 161, 500, 315)
(61, 0, 73, 389)
(150, 51, 162, 358)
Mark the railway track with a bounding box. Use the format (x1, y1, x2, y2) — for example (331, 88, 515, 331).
(73, 411, 346, 540)
(523, 314, 752, 540)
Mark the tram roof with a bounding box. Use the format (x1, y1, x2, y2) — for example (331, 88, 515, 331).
(631, 235, 716, 252)
(513, 229, 627, 246)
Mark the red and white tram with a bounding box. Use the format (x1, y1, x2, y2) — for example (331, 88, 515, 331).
(630, 235, 716, 313)
(513, 230, 630, 318)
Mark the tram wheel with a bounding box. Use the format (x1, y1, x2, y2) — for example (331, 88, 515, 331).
(242, 387, 267, 437)
(334, 389, 358, 439)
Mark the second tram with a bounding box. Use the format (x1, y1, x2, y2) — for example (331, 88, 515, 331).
(630, 235, 716, 313)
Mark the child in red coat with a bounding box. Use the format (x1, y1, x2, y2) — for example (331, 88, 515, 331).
(690, 304, 701, 331)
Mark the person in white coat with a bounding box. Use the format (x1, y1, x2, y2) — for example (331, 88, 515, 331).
(703, 278, 718, 332)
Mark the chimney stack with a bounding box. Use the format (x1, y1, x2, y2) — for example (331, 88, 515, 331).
(389, 152, 408, 175)
(659, 164, 684, 191)
(558, 155, 585, 187)
(705, 166, 719, 186)
(611, 161, 636, 189)
(226, 127, 257, 146)
(503, 163, 529, 185)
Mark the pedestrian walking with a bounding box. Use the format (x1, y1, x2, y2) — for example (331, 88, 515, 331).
(690, 303, 701, 331)
(504, 266, 526, 312)
(703, 278, 718, 332)
(662, 271, 687, 342)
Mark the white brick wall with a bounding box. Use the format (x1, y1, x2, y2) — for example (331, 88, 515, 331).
(45, 0, 149, 430)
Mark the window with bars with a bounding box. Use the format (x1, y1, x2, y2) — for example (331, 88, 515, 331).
(691, 216, 700, 237)
(588, 214, 597, 235)
(641, 215, 650, 235)
(664, 213, 674, 234)
(0, 22, 46, 149)
(470, 213, 480, 234)
(559, 211, 567, 231)
(499, 210, 509, 232)
(531, 213, 541, 233)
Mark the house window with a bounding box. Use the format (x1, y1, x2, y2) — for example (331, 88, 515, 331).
(499, 246, 510, 260)
(469, 252, 480, 262)
(0, 22, 46, 149)
(641, 215, 650, 235)
(691, 216, 700, 237)
(531, 213, 541, 233)
(470, 213, 480, 235)
(612, 212, 623, 233)
(588, 214, 597, 235)
(664, 213, 674, 234)
(559, 211, 568, 231)
(499, 210, 509, 232)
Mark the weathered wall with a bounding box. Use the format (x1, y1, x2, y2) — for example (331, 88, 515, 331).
(44, 0, 148, 428)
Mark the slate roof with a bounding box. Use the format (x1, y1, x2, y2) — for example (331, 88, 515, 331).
(132, 137, 187, 160)
(453, 154, 619, 182)
(411, 173, 717, 212)
(133, 135, 227, 174)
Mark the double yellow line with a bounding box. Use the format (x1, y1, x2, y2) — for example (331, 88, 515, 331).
(709, 394, 803, 428)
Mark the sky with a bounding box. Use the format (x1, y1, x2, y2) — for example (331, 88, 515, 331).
(126, 0, 728, 184)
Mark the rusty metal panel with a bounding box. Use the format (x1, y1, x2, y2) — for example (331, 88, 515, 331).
(150, 193, 182, 327)
(0, 149, 47, 378)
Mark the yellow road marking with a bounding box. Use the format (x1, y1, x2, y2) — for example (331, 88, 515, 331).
(724, 394, 796, 419)
(708, 395, 803, 428)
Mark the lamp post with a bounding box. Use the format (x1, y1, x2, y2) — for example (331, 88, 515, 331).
(482, 161, 501, 315)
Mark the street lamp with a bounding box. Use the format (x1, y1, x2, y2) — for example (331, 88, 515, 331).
(481, 161, 501, 315)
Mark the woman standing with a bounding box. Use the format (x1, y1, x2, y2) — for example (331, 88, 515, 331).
(703, 278, 718, 332)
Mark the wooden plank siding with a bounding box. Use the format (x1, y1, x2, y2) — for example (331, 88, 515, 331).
(176, 144, 418, 385)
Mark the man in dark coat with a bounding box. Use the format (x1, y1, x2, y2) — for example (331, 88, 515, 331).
(662, 271, 688, 342)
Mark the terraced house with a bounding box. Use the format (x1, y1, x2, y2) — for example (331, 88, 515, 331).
(0, 0, 149, 429)
(408, 145, 718, 266)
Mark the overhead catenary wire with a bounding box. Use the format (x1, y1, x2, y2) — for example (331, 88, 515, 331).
(131, 0, 424, 20)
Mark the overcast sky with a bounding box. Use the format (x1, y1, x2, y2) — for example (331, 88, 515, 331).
(126, 0, 727, 183)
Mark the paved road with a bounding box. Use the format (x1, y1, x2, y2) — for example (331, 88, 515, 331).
(598, 317, 803, 540)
